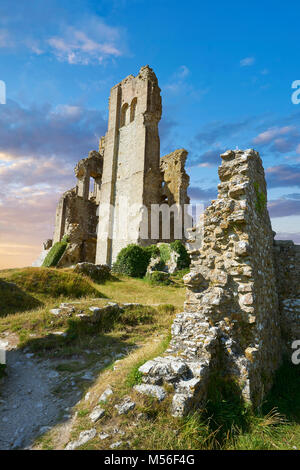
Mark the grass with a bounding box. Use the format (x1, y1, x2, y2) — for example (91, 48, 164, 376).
(1, 266, 299, 451)
(6, 268, 101, 299)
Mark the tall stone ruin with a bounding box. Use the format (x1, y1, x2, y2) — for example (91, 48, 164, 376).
(41, 66, 190, 267)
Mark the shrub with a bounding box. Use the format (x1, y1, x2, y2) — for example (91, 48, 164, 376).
(8, 268, 101, 298)
(146, 271, 172, 286)
(112, 244, 150, 277)
(170, 240, 191, 270)
(158, 243, 171, 264)
(42, 236, 68, 267)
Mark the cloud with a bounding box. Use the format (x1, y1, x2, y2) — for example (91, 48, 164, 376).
(273, 232, 300, 244)
(194, 119, 253, 147)
(268, 197, 300, 217)
(0, 12, 127, 65)
(0, 100, 106, 161)
(0, 29, 13, 47)
(188, 186, 217, 201)
(240, 57, 255, 67)
(266, 164, 300, 188)
(191, 149, 224, 167)
(47, 20, 124, 65)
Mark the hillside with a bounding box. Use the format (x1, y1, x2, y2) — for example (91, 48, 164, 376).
(0, 267, 299, 450)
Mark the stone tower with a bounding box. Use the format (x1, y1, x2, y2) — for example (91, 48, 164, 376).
(96, 65, 162, 265)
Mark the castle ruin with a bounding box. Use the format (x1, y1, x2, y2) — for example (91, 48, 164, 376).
(37, 67, 299, 415)
(47, 66, 190, 268)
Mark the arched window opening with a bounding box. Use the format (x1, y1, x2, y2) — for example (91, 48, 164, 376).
(120, 103, 129, 127)
(130, 97, 137, 122)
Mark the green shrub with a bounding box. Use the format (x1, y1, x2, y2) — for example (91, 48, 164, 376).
(112, 244, 150, 277)
(42, 236, 68, 267)
(158, 243, 171, 264)
(144, 244, 160, 261)
(170, 240, 191, 270)
(146, 271, 172, 286)
(8, 268, 101, 298)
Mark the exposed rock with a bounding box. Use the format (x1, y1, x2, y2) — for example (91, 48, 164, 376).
(99, 386, 113, 403)
(65, 428, 97, 450)
(89, 406, 105, 423)
(73, 263, 111, 282)
(114, 397, 136, 415)
(134, 384, 167, 402)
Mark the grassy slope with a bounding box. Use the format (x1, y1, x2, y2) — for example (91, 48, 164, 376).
(0, 267, 299, 450)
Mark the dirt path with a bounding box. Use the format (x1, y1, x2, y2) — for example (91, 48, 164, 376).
(0, 337, 82, 450)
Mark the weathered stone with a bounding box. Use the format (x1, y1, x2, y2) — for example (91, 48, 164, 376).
(114, 397, 136, 415)
(65, 428, 96, 450)
(99, 386, 113, 403)
(138, 149, 284, 416)
(134, 384, 167, 401)
(89, 406, 105, 423)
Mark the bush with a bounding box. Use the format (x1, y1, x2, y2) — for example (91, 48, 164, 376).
(8, 268, 101, 298)
(170, 240, 191, 270)
(42, 236, 68, 267)
(112, 244, 150, 277)
(146, 271, 172, 286)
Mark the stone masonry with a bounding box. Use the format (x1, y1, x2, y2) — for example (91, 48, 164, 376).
(41, 66, 190, 267)
(139, 149, 293, 416)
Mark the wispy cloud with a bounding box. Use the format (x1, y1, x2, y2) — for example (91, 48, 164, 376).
(48, 19, 124, 65)
(240, 56, 255, 67)
(0, 15, 127, 65)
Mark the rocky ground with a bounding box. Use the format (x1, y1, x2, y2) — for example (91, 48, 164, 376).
(0, 335, 82, 449)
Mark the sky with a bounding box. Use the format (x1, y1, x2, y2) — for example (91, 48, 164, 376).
(0, 0, 300, 268)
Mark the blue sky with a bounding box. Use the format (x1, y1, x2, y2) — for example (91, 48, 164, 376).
(0, 0, 300, 267)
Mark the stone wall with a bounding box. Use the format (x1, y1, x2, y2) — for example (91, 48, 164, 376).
(96, 66, 162, 266)
(274, 240, 300, 354)
(139, 149, 283, 416)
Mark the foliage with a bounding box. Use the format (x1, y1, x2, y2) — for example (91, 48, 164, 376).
(170, 240, 191, 269)
(158, 243, 171, 264)
(112, 244, 151, 278)
(146, 271, 171, 286)
(8, 268, 100, 298)
(253, 182, 267, 214)
(42, 236, 68, 267)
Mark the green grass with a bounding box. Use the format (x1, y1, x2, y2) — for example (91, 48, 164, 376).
(0, 278, 42, 316)
(6, 268, 101, 299)
(42, 237, 68, 267)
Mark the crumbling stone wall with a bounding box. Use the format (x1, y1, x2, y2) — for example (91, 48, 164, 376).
(274, 240, 300, 354)
(51, 150, 103, 267)
(139, 149, 282, 416)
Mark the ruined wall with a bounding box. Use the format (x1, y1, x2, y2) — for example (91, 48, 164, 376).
(139, 149, 282, 416)
(96, 66, 162, 266)
(52, 151, 103, 266)
(274, 240, 300, 354)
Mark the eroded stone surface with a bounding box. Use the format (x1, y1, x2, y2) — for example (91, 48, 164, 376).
(140, 149, 284, 416)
